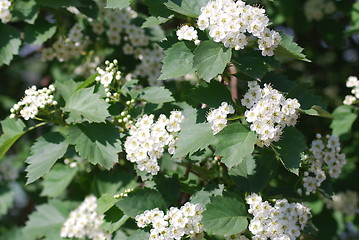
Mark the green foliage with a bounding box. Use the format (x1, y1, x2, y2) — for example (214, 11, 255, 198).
(106, 0, 133, 9)
(274, 33, 311, 62)
(127, 230, 150, 240)
(215, 123, 257, 169)
(40, 164, 77, 198)
(0, 185, 13, 217)
(202, 193, 248, 235)
(98, 193, 119, 214)
(23, 200, 76, 240)
(63, 86, 110, 124)
(24, 18, 57, 45)
(159, 42, 196, 80)
(0, 24, 21, 67)
(233, 51, 270, 80)
(68, 122, 122, 169)
(301, 105, 332, 118)
(11, 0, 39, 24)
(330, 105, 358, 137)
(116, 188, 167, 218)
(174, 122, 215, 157)
(193, 40, 232, 82)
(161, 0, 211, 17)
(139, 86, 175, 104)
(0, 118, 26, 160)
(274, 127, 306, 175)
(25, 132, 69, 184)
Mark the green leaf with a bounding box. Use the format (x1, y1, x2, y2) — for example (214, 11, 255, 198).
(229, 149, 277, 192)
(233, 51, 269, 79)
(215, 123, 257, 169)
(75, 73, 98, 91)
(188, 81, 232, 108)
(140, 86, 175, 104)
(128, 230, 150, 240)
(159, 42, 195, 80)
(174, 122, 215, 157)
(63, 86, 110, 124)
(142, 15, 173, 28)
(116, 188, 167, 218)
(193, 40, 232, 82)
(36, 0, 82, 8)
(190, 184, 224, 206)
(0, 228, 25, 240)
(24, 18, 57, 45)
(106, 0, 133, 9)
(0, 24, 21, 66)
(162, 0, 211, 17)
(25, 132, 69, 184)
(40, 164, 77, 198)
(274, 33, 311, 62)
(154, 174, 181, 204)
(94, 170, 137, 196)
(11, 0, 39, 24)
(0, 118, 27, 160)
(202, 193, 248, 236)
(102, 206, 129, 233)
(300, 105, 332, 118)
(287, 83, 326, 110)
(54, 79, 82, 102)
(330, 105, 358, 137)
(0, 185, 13, 217)
(274, 127, 306, 175)
(68, 122, 121, 169)
(98, 193, 119, 214)
(23, 200, 76, 240)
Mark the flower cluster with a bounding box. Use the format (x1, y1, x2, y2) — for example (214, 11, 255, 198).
(96, 59, 122, 88)
(241, 81, 300, 147)
(197, 0, 281, 56)
(304, 0, 336, 22)
(0, 0, 11, 23)
(206, 102, 235, 135)
(301, 134, 346, 195)
(324, 191, 358, 216)
(246, 193, 311, 240)
(60, 195, 111, 240)
(135, 202, 204, 240)
(124, 111, 184, 175)
(42, 24, 88, 62)
(176, 25, 200, 45)
(343, 76, 359, 105)
(114, 188, 134, 199)
(10, 85, 57, 120)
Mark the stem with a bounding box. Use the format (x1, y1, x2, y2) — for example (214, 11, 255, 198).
(26, 122, 47, 133)
(227, 115, 245, 121)
(229, 64, 238, 101)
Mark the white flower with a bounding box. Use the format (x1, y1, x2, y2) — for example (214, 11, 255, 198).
(343, 76, 359, 105)
(207, 102, 235, 135)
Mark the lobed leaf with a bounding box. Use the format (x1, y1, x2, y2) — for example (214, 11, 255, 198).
(161, 0, 211, 17)
(159, 42, 196, 80)
(215, 123, 257, 169)
(0, 118, 27, 160)
(116, 188, 167, 218)
(68, 122, 122, 170)
(25, 132, 69, 184)
(63, 86, 110, 124)
(193, 40, 232, 82)
(0, 24, 21, 66)
(274, 33, 311, 62)
(330, 105, 358, 137)
(202, 193, 248, 235)
(140, 86, 175, 104)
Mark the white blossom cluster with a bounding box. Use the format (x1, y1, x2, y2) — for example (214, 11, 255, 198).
(60, 195, 111, 240)
(343, 76, 359, 105)
(304, 0, 336, 22)
(96, 59, 122, 88)
(176, 25, 200, 45)
(246, 193, 311, 240)
(92, 1, 164, 85)
(124, 111, 184, 175)
(197, 0, 281, 56)
(135, 202, 204, 240)
(301, 134, 346, 195)
(224, 233, 249, 240)
(241, 81, 300, 147)
(324, 191, 358, 216)
(206, 102, 235, 135)
(42, 24, 88, 62)
(0, 0, 11, 23)
(10, 85, 57, 120)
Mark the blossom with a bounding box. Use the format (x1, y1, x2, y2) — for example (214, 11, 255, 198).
(241, 81, 300, 147)
(0, 0, 12, 23)
(198, 0, 281, 56)
(135, 203, 204, 240)
(343, 76, 359, 105)
(207, 102, 235, 135)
